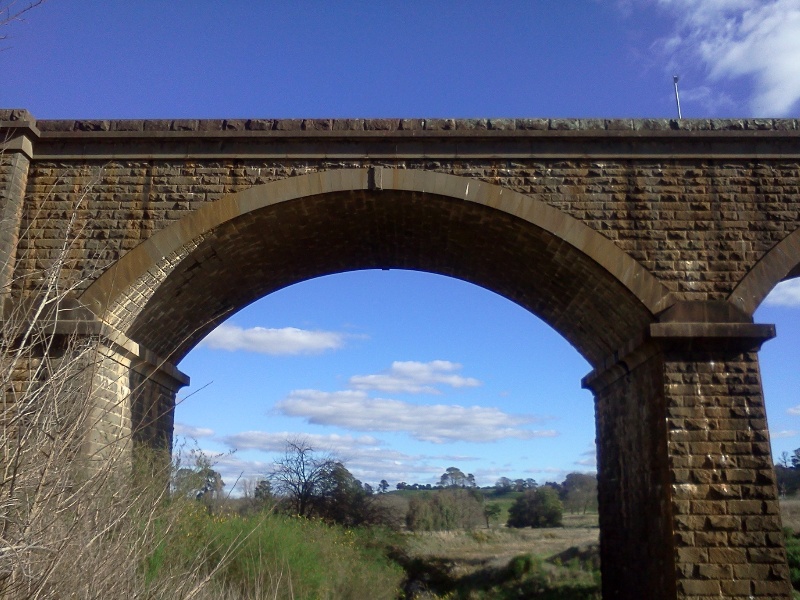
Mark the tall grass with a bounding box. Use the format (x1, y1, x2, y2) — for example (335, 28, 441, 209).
(0, 183, 223, 596)
(149, 506, 405, 599)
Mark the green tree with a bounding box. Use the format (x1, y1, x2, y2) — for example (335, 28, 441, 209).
(254, 479, 272, 501)
(792, 448, 800, 469)
(171, 451, 224, 503)
(507, 486, 563, 528)
(484, 503, 502, 527)
(378, 479, 390, 493)
(267, 440, 388, 526)
(495, 477, 513, 494)
(439, 466, 468, 488)
(406, 489, 485, 531)
(561, 472, 598, 514)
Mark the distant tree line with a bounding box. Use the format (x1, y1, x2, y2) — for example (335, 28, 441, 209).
(400, 468, 597, 531)
(175, 444, 598, 533)
(775, 449, 800, 496)
(494, 477, 538, 494)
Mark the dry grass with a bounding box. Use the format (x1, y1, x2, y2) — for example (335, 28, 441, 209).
(404, 513, 599, 573)
(781, 497, 800, 533)
(398, 516, 600, 599)
(0, 166, 266, 599)
(0, 283, 233, 598)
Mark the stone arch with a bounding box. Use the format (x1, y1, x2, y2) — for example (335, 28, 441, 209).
(66, 166, 793, 600)
(729, 226, 800, 315)
(79, 168, 672, 367)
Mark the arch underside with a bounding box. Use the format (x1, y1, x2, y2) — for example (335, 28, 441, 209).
(730, 226, 800, 314)
(118, 188, 657, 366)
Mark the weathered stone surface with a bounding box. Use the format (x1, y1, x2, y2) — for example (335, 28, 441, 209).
(2, 113, 798, 600)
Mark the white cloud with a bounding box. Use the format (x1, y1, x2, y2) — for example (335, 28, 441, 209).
(764, 279, 800, 308)
(771, 429, 799, 438)
(221, 430, 382, 454)
(217, 431, 450, 486)
(349, 360, 481, 394)
(788, 405, 800, 416)
(276, 389, 557, 444)
(173, 422, 215, 438)
(655, 0, 800, 115)
(199, 323, 349, 355)
(340, 448, 445, 485)
(678, 85, 736, 113)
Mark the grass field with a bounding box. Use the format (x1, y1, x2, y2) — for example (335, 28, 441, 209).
(405, 512, 598, 563)
(399, 512, 600, 599)
(782, 497, 800, 533)
(396, 499, 800, 599)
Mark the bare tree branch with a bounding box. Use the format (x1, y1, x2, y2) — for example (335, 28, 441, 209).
(1, 1, 46, 46)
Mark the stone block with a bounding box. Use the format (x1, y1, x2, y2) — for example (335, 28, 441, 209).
(705, 514, 741, 530)
(751, 580, 792, 595)
(708, 547, 747, 563)
(676, 547, 708, 563)
(143, 120, 172, 131)
(274, 119, 303, 131)
(679, 579, 721, 595)
(423, 118, 455, 130)
(245, 119, 273, 130)
(488, 118, 516, 130)
(516, 118, 549, 130)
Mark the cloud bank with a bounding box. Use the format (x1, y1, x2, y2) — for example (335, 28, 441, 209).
(200, 323, 349, 355)
(173, 423, 215, 438)
(221, 431, 382, 454)
(771, 429, 799, 439)
(349, 360, 481, 394)
(218, 432, 445, 485)
(655, 0, 800, 115)
(276, 389, 556, 444)
(764, 279, 800, 308)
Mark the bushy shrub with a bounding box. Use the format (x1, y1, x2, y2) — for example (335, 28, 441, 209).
(507, 486, 563, 528)
(508, 553, 536, 579)
(406, 488, 485, 531)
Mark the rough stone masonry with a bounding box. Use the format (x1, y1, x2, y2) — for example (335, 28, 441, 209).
(2, 109, 799, 599)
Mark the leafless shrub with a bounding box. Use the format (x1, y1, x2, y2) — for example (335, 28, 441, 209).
(0, 159, 269, 599)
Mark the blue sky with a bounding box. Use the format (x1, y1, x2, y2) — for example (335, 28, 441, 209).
(2, 0, 799, 490)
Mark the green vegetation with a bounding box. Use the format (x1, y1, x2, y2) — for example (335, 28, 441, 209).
(145, 503, 404, 599)
(507, 487, 564, 528)
(406, 488, 485, 532)
(785, 528, 800, 596)
(146, 457, 601, 599)
(397, 526, 600, 599)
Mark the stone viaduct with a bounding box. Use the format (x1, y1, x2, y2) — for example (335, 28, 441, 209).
(2, 109, 799, 599)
